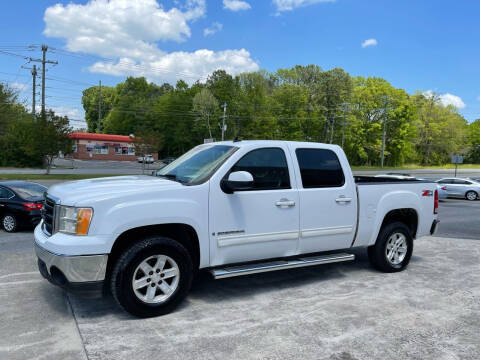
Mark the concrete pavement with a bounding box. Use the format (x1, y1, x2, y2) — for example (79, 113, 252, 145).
(1, 232, 479, 360)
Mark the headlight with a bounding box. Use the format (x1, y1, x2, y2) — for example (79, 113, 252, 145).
(57, 206, 93, 236)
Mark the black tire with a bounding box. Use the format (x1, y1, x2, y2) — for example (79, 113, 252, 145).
(110, 235, 193, 318)
(465, 191, 478, 201)
(2, 213, 18, 233)
(367, 222, 413, 273)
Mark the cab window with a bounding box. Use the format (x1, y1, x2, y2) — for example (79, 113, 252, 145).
(230, 148, 290, 190)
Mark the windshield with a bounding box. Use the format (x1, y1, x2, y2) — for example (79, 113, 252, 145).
(156, 145, 237, 185)
(10, 183, 47, 200)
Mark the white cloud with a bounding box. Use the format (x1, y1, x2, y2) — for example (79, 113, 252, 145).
(89, 49, 259, 84)
(44, 0, 259, 84)
(223, 0, 251, 11)
(44, 0, 206, 59)
(424, 90, 466, 109)
(272, 0, 334, 12)
(204, 22, 223, 36)
(361, 38, 378, 48)
(50, 105, 84, 119)
(10, 81, 29, 92)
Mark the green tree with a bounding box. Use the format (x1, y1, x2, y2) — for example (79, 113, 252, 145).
(81, 85, 116, 133)
(193, 88, 219, 139)
(413, 92, 468, 165)
(102, 77, 166, 135)
(36, 110, 72, 174)
(466, 119, 480, 163)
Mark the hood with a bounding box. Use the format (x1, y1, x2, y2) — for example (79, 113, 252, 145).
(47, 175, 184, 206)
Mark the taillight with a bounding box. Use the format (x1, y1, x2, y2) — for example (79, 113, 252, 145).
(434, 190, 438, 214)
(441, 186, 447, 190)
(22, 202, 43, 211)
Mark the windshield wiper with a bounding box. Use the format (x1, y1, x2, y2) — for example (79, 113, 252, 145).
(157, 174, 185, 184)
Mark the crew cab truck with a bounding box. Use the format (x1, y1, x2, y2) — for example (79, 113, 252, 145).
(34, 141, 439, 317)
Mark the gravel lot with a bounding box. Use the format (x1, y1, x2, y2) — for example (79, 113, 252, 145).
(1, 199, 479, 360)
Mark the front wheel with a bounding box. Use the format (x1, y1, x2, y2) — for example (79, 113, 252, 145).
(465, 191, 478, 201)
(368, 222, 413, 272)
(110, 236, 193, 317)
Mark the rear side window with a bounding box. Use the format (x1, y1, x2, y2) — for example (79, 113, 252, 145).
(295, 149, 345, 188)
(230, 148, 290, 190)
(0, 187, 13, 199)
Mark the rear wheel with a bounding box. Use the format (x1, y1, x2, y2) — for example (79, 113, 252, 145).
(2, 214, 18, 233)
(368, 222, 413, 272)
(110, 235, 193, 318)
(465, 191, 478, 201)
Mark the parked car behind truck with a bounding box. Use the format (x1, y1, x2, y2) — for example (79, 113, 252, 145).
(436, 178, 480, 200)
(34, 141, 438, 317)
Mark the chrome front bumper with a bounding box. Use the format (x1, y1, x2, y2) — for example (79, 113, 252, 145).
(34, 241, 108, 283)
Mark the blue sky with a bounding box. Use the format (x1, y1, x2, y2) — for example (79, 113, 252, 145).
(1, 0, 479, 128)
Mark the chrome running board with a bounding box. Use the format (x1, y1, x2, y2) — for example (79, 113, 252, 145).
(210, 253, 355, 279)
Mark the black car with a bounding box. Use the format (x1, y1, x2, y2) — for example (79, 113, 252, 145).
(162, 157, 176, 165)
(0, 181, 47, 232)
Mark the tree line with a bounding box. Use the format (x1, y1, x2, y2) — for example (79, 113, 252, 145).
(82, 65, 479, 166)
(0, 83, 71, 172)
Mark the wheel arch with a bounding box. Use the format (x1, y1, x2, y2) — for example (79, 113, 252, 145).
(378, 208, 418, 241)
(106, 223, 201, 280)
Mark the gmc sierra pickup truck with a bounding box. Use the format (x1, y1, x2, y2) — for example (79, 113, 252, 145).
(34, 141, 439, 317)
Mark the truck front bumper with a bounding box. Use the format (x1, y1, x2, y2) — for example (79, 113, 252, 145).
(35, 241, 108, 298)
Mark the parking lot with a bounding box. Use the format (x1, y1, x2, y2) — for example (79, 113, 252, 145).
(1, 198, 479, 360)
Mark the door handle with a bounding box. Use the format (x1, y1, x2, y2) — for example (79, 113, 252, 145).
(276, 199, 295, 207)
(335, 196, 352, 203)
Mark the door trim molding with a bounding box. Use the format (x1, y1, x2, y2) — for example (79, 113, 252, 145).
(301, 225, 353, 238)
(217, 230, 299, 247)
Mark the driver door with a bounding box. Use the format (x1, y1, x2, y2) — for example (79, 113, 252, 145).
(209, 146, 300, 267)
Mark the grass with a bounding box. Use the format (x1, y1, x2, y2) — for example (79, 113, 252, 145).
(0, 174, 125, 181)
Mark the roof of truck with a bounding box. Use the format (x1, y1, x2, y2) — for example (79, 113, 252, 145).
(211, 140, 340, 149)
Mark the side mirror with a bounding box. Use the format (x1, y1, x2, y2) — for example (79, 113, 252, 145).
(221, 171, 254, 194)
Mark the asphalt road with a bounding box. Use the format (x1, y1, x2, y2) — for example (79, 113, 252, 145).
(436, 199, 480, 239)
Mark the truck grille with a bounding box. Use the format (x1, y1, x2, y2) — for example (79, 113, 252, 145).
(42, 195, 57, 236)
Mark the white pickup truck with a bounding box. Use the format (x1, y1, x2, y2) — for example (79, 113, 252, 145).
(35, 141, 439, 317)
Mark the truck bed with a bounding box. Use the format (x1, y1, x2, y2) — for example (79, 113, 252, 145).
(354, 176, 433, 184)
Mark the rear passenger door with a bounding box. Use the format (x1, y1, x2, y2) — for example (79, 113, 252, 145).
(291, 145, 358, 253)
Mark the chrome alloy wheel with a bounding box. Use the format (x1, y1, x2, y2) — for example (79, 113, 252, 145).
(3, 215, 15, 232)
(385, 233, 408, 265)
(466, 191, 478, 201)
(132, 255, 180, 304)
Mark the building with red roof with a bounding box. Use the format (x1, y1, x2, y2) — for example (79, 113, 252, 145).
(68, 132, 157, 161)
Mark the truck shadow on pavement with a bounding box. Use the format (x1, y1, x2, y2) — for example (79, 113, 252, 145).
(64, 246, 424, 320)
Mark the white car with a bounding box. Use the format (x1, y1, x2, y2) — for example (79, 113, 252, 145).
(436, 178, 480, 201)
(137, 155, 155, 164)
(34, 141, 438, 317)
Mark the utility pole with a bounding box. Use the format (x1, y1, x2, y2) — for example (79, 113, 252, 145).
(28, 45, 58, 115)
(221, 102, 227, 141)
(31, 65, 37, 119)
(341, 103, 349, 149)
(97, 80, 102, 133)
(380, 96, 389, 168)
